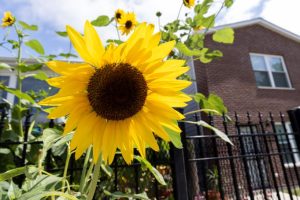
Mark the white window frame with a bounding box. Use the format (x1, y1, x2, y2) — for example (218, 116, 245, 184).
(0, 72, 17, 103)
(275, 122, 300, 167)
(249, 53, 293, 89)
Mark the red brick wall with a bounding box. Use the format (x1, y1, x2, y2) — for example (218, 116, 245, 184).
(195, 24, 300, 115)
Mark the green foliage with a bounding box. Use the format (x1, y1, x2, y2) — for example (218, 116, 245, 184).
(18, 21, 38, 31)
(194, 93, 228, 115)
(56, 31, 68, 37)
(0, 84, 36, 104)
(135, 156, 166, 185)
(0, 63, 12, 70)
(91, 15, 111, 27)
(212, 27, 234, 44)
(32, 71, 48, 81)
(225, 0, 234, 8)
(25, 39, 45, 55)
(164, 123, 183, 148)
(18, 63, 43, 73)
(104, 190, 149, 200)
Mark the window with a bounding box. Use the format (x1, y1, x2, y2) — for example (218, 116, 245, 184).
(250, 54, 292, 88)
(275, 122, 300, 166)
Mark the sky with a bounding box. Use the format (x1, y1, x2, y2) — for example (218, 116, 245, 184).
(0, 0, 300, 58)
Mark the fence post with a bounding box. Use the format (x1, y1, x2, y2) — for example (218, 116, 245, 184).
(170, 121, 189, 200)
(287, 107, 300, 146)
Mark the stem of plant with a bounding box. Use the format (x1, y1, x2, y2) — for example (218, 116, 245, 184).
(115, 21, 121, 41)
(62, 143, 72, 192)
(14, 25, 24, 137)
(176, 3, 183, 20)
(87, 154, 102, 200)
(79, 146, 92, 193)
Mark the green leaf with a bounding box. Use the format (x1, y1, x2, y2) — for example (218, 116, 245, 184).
(225, 0, 234, 8)
(135, 156, 166, 185)
(0, 84, 36, 104)
(212, 27, 234, 44)
(19, 63, 43, 72)
(18, 21, 38, 31)
(0, 63, 12, 70)
(59, 53, 77, 58)
(104, 190, 150, 200)
(106, 39, 123, 45)
(0, 166, 35, 181)
(185, 120, 233, 145)
(33, 71, 48, 81)
(56, 31, 68, 37)
(20, 191, 78, 200)
(91, 15, 110, 27)
(176, 42, 201, 56)
(25, 39, 45, 55)
(164, 123, 183, 148)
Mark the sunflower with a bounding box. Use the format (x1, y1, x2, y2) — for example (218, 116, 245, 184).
(114, 9, 125, 23)
(1, 11, 15, 27)
(183, 0, 195, 8)
(118, 12, 137, 35)
(39, 21, 191, 164)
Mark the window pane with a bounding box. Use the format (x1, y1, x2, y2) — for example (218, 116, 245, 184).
(254, 71, 271, 87)
(272, 72, 289, 88)
(269, 57, 284, 72)
(250, 55, 267, 71)
(0, 76, 10, 99)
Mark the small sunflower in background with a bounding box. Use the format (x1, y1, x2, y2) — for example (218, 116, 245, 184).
(1, 11, 15, 27)
(118, 12, 137, 35)
(114, 9, 125, 23)
(40, 21, 191, 164)
(183, 0, 195, 8)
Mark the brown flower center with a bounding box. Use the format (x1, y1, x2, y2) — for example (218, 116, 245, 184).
(87, 63, 147, 120)
(125, 20, 133, 29)
(116, 13, 121, 19)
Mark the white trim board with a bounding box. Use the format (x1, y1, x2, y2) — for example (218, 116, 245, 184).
(204, 18, 300, 43)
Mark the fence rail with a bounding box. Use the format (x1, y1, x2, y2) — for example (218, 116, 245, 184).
(181, 109, 300, 200)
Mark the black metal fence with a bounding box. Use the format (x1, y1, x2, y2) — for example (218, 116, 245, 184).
(0, 107, 175, 199)
(180, 108, 300, 200)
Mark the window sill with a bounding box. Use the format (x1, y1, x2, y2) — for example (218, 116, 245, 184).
(257, 87, 295, 90)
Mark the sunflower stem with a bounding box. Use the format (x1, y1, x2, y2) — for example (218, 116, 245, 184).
(62, 143, 71, 193)
(14, 24, 24, 138)
(176, 3, 184, 20)
(115, 21, 121, 41)
(79, 146, 92, 194)
(87, 154, 102, 200)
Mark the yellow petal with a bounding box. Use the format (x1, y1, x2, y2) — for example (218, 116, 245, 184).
(66, 25, 94, 65)
(84, 21, 105, 67)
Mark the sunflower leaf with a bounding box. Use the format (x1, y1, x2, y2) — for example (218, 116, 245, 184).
(135, 156, 166, 185)
(212, 27, 234, 44)
(91, 15, 110, 27)
(0, 84, 36, 104)
(225, 0, 234, 8)
(56, 31, 68, 37)
(104, 190, 150, 200)
(0, 63, 12, 71)
(164, 124, 183, 148)
(33, 71, 48, 81)
(19, 63, 43, 72)
(25, 39, 45, 55)
(18, 21, 38, 31)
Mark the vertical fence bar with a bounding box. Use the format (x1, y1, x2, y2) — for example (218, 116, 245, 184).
(258, 112, 281, 200)
(222, 113, 241, 200)
(69, 154, 75, 183)
(270, 112, 294, 200)
(170, 120, 189, 200)
(280, 112, 300, 190)
(134, 163, 139, 193)
(235, 112, 255, 200)
(194, 114, 209, 200)
(247, 112, 268, 200)
(208, 114, 225, 200)
(21, 110, 31, 166)
(0, 108, 7, 140)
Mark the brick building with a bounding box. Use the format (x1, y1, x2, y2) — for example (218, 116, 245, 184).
(187, 18, 300, 199)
